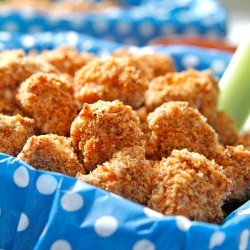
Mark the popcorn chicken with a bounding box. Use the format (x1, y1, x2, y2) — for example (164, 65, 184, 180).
(0, 52, 57, 101)
(0, 114, 35, 156)
(71, 100, 144, 172)
(77, 146, 153, 205)
(145, 69, 219, 122)
(17, 73, 78, 136)
(18, 134, 85, 176)
(74, 57, 148, 108)
(147, 101, 219, 159)
(148, 149, 232, 222)
(215, 146, 250, 201)
(112, 49, 175, 78)
(210, 111, 238, 146)
(41, 46, 94, 76)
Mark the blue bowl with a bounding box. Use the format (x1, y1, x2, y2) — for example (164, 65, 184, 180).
(0, 32, 249, 250)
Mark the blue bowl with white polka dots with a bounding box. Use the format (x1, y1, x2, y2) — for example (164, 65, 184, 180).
(0, 31, 232, 78)
(0, 0, 227, 46)
(0, 153, 249, 250)
(0, 32, 250, 250)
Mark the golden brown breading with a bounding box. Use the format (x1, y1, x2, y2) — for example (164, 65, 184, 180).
(41, 46, 94, 76)
(145, 69, 219, 122)
(147, 101, 219, 159)
(17, 73, 78, 136)
(0, 53, 57, 101)
(138, 53, 175, 77)
(236, 131, 250, 150)
(18, 134, 85, 176)
(77, 146, 154, 205)
(0, 114, 35, 156)
(0, 98, 23, 116)
(74, 57, 148, 109)
(215, 146, 250, 201)
(112, 49, 175, 78)
(210, 111, 238, 146)
(71, 100, 144, 172)
(0, 49, 25, 60)
(148, 149, 232, 222)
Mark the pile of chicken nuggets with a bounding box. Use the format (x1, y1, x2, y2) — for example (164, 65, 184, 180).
(0, 46, 249, 223)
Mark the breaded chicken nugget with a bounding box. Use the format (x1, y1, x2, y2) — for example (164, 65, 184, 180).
(71, 100, 144, 172)
(41, 46, 94, 76)
(215, 146, 250, 201)
(137, 53, 175, 77)
(0, 114, 35, 156)
(210, 111, 238, 146)
(0, 98, 23, 116)
(112, 49, 175, 78)
(145, 69, 219, 122)
(18, 134, 85, 176)
(0, 49, 25, 60)
(77, 146, 153, 205)
(147, 101, 218, 159)
(0, 53, 57, 101)
(148, 149, 232, 222)
(17, 73, 78, 136)
(236, 131, 250, 150)
(74, 57, 148, 108)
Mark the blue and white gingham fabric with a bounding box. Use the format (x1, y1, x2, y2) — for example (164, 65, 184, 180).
(0, 32, 249, 250)
(0, 0, 227, 46)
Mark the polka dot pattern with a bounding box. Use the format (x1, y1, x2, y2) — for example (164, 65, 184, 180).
(61, 192, 84, 212)
(182, 54, 200, 68)
(20, 35, 35, 48)
(51, 240, 72, 250)
(13, 166, 29, 188)
(209, 231, 225, 249)
(0, 0, 227, 46)
(176, 216, 191, 232)
(36, 174, 58, 195)
(133, 240, 155, 250)
(94, 216, 118, 237)
(239, 230, 249, 250)
(17, 213, 29, 232)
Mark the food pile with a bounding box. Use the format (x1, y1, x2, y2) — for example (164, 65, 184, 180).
(0, 46, 249, 223)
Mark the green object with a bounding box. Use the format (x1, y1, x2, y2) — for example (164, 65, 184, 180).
(218, 34, 250, 131)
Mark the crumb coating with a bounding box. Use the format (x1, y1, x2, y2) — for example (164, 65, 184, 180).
(41, 46, 94, 76)
(112, 49, 175, 78)
(18, 134, 85, 176)
(0, 51, 57, 101)
(147, 101, 219, 159)
(210, 111, 238, 146)
(215, 145, 250, 201)
(77, 146, 154, 205)
(74, 57, 148, 108)
(145, 69, 218, 122)
(148, 149, 232, 222)
(71, 100, 144, 172)
(0, 114, 35, 156)
(17, 73, 78, 136)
